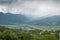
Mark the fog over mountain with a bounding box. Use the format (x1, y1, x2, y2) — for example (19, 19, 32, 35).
(0, 0, 60, 17)
(0, 0, 60, 26)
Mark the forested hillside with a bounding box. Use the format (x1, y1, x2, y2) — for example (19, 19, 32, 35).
(0, 26, 59, 40)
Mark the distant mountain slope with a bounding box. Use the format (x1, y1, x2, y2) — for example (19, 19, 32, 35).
(31, 15, 60, 26)
(0, 12, 29, 24)
(0, 12, 60, 26)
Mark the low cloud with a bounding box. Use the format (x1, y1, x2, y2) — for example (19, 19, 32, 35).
(0, 0, 60, 17)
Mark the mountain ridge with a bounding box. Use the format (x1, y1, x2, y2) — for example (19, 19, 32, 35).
(0, 12, 60, 26)
(0, 12, 29, 24)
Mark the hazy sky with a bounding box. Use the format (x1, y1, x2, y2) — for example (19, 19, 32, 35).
(0, 0, 60, 17)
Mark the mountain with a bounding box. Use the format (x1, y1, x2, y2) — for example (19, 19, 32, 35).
(0, 12, 60, 26)
(0, 12, 29, 24)
(31, 15, 60, 26)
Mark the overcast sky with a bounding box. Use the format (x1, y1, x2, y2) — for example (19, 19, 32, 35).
(0, 0, 60, 17)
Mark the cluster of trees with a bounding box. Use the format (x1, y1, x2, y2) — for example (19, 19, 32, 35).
(0, 26, 59, 40)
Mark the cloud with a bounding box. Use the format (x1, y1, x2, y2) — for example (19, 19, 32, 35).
(0, 6, 8, 13)
(0, 0, 60, 17)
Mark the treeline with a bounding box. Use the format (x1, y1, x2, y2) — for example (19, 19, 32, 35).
(0, 26, 59, 40)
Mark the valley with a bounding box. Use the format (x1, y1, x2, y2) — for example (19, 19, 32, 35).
(0, 24, 60, 31)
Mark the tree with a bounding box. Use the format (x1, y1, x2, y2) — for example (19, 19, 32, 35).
(3, 30, 18, 40)
(0, 32, 3, 40)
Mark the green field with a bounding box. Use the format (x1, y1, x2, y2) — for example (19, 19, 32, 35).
(0, 24, 60, 31)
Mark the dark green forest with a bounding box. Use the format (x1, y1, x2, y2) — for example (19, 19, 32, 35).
(0, 26, 59, 40)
